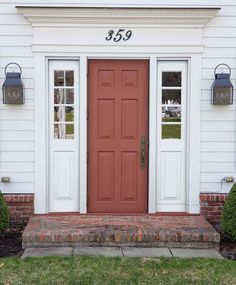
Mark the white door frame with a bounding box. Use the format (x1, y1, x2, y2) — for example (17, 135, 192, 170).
(34, 53, 201, 214)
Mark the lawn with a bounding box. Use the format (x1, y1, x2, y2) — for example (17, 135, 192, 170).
(162, 117, 181, 139)
(0, 257, 236, 285)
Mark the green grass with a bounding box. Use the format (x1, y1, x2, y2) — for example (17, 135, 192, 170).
(0, 257, 236, 285)
(162, 117, 181, 139)
(162, 118, 181, 123)
(162, 124, 181, 139)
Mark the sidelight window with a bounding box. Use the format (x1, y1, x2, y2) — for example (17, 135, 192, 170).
(161, 71, 182, 139)
(53, 70, 75, 139)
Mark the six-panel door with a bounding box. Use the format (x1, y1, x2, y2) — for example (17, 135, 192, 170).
(88, 60, 149, 213)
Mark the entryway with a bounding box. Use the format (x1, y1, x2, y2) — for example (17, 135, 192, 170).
(87, 60, 149, 213)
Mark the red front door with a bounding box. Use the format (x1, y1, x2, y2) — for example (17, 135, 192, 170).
(88, 60, 149, 213)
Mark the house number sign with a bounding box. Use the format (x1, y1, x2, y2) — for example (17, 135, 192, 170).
(105, 29, 133, 42)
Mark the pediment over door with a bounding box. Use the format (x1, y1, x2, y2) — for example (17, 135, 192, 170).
(17, 7, 219, 27)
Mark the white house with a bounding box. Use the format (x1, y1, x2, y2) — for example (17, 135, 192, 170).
(0, 0, 235, 226)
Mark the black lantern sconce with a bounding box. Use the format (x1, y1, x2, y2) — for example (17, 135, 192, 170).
(211, 64, 234, 105)
(2, 62, 24, 104)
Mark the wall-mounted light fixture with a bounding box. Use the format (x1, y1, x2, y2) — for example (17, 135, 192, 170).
(211, 64, 234, 105)
(2, 62, 24, 104)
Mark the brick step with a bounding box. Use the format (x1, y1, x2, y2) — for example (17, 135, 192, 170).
(22, 215, 220, 250)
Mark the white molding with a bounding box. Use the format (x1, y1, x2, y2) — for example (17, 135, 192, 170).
(148, 56, 157, 213)
(17, 7, 219, 27)
(186, 54, 201, 214)
(33, 53, 203, 215)
(79, 56, 87, 214)
(34, 55, 48, 214)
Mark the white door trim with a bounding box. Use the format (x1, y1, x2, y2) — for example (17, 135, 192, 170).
(34, 53, 201, 214)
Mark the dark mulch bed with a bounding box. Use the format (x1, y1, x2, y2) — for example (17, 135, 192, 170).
(0, 227, 236, 259)
(220, 238, 236, 260)
(0, 227, 24, 258)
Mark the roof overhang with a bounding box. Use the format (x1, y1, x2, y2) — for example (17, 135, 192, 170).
(16, 6, 220, 27)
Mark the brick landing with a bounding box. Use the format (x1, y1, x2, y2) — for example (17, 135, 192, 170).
(22, 215, 220, 250)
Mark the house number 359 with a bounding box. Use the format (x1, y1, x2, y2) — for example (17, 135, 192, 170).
(105, 29, 133, 42)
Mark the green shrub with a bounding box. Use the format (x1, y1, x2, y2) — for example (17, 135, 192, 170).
(220, 183, 236, 240)
(0, 191, 9, 231)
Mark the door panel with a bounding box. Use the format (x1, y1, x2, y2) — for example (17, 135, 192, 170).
(88, 60, 149, 213)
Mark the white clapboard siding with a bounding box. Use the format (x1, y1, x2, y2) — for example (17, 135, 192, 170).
(201, 162, 236, 173)
(0, 14, 30, 25)
(0, 152, 34, 162)
(0, 121, 34, 131)
(201, 172, 236, 182)
(0, 1, 34, 194)
(201, 121, 236, 132)
(201, 132, 236, 142)
(200, 182, 232, 193)
(0, 172, 34, 183)
(0, 162, 34, 172)
(201, 101, 236, 111)
(0, 100, 34, 110)
(201, 111, 236, 121)
(0, 110, 34, 121)
(201, 7, 236, 198)
(0, 0, 236, 196)
(0, 68, 34, 79)
(0, 131, 34, 141)
(0, 36, 33, 47)
(0, 47, 33, 57)
(0, 183, 34, 194)
(204, 48, 236, 58)
(202, 69, 236, 79)
(201, 142, 236, 152)
(201, 152, 236, 163)
(0, 142, 34, 152)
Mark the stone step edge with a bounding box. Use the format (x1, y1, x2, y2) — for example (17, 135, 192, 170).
(22, 241, 220, 250)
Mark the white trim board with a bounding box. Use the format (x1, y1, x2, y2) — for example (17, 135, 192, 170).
(33, 54, 201, 215)
(17, 7, 219, 27)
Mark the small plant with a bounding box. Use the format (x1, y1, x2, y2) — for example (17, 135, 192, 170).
(0, 191, 9, 232)
(221, 183, 236, 241)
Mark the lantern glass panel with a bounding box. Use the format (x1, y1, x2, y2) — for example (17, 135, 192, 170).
(213, 87, 233, 105)
(4, 86, 24, 104)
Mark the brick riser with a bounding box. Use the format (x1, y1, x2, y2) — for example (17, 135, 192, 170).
(200, 193, 228, 228)
(3, 194, 34, 226)
(22, 215, 220, 250)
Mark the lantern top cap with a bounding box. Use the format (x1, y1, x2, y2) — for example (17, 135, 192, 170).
(6, 72, 21, 78)
(4, 62, 22, 77)
(215, 73, 230, 80)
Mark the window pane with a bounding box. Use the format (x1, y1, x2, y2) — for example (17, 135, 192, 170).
(54, 124, 66, 139)
(66, 124, 74, 139)
(66, 89, 74, 104)
(162, 107, 181, 122)
(162, 125, 181, 139)
(54, 71, 64, 86)
(65, 107, 74, 122)
(162, 90, 181, 105)
(54, 89, 65, 104)
(54, 106, 65, 122)
(162, 72, 181, 87)
(66, 71, 74, 86)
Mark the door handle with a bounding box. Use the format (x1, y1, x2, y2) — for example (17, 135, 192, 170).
(140, 136, 146, 169)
